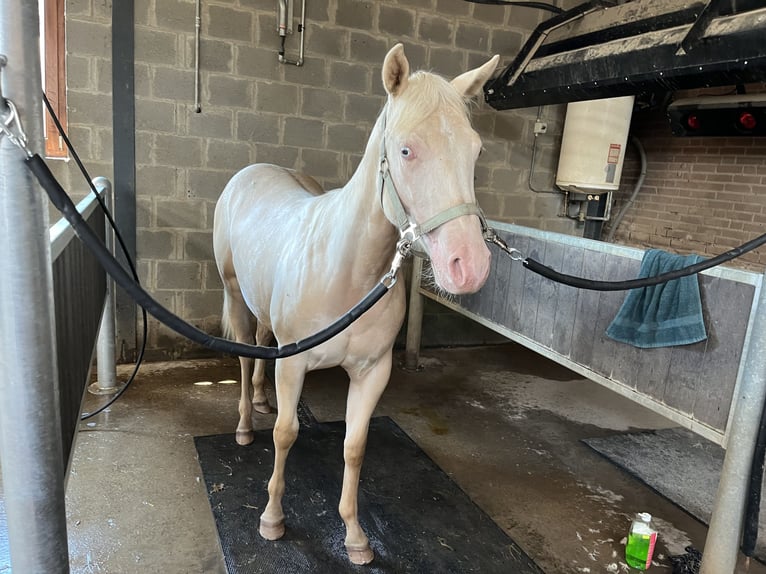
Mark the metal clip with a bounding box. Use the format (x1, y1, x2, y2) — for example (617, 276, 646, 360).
(382, 232, 416, 289)
(0, 98, 31, 157)
(0, 54, 6, 103)
(484, 227, 525, 261)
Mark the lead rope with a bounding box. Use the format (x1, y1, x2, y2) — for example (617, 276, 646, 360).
(1, 91, 409, 360)
(484, 226, 766, 291)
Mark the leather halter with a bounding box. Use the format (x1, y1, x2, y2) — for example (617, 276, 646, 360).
(377, 108, 488, 258)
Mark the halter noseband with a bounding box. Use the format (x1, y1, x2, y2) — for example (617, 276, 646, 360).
(377, 108, 489, 259)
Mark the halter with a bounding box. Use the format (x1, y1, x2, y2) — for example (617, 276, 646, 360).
(377, 108, 489, 259)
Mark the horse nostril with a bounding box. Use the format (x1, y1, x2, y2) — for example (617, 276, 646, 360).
(450, 257, 466, 286)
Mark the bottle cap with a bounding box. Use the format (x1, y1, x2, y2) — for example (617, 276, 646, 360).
(639, 512, 652, 522)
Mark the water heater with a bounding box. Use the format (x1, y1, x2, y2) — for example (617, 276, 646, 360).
(556, 95, 635, 192)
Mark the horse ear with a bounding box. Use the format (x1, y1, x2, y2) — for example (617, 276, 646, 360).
(451, 55, 500, 98)
(382, 43, 410, 97)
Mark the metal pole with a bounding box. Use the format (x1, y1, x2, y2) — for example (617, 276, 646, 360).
(700, 270, 766, 574)
(0, 1, 70, 572)
(93, 177, 117, 393)
(404, 257, 424, 370)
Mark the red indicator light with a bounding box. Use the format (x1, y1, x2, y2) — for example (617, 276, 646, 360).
(686, 114, 701, 130)
(739, 111, 757, 130)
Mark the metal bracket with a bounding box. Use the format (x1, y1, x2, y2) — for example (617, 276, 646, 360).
(676, 0, 722, 55)
(0, 54, 6, 103)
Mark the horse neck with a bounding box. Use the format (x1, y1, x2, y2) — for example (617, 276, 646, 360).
(332, 112, 399, 276)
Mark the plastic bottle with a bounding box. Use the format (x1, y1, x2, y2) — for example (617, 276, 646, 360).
(625, 512, 658, 570)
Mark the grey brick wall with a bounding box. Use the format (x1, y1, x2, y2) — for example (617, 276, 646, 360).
(55, 0, 578, 359)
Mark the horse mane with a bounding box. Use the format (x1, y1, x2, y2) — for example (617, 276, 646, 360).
(386, 71, 470, 136)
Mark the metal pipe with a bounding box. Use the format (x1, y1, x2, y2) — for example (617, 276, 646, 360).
(0, 1, 70, 572)
(194, 0, 201, 113)
(606, 136, 647, 243)
(404, 257, 424, 371)
(700, 268, 766, 574)
(94, 177, 117, 393)
(278, 0, 305, 67)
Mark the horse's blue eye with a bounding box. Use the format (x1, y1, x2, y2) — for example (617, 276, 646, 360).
(400, 147, 411, 157)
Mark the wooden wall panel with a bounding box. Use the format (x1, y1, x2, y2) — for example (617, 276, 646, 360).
(419, 223, 761, 440)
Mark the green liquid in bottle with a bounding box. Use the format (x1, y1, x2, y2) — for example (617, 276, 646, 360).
(625, 531, 654, 570)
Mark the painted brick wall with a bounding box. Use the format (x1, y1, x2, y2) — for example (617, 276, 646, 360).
(55, 0, 580, 359)
(607, 92, 766, 271)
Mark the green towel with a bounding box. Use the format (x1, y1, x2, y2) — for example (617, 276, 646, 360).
(606, 249, 707, 348)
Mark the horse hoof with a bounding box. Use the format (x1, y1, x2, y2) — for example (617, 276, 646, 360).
(235, 430, 254, 446)
(346, 545, 374, 565)
(252, 400, 272, 414)
(259, 517, 285, 541)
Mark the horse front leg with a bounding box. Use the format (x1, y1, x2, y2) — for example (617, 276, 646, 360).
(339, 350, 393, 565)
(259, 357, 306, 541)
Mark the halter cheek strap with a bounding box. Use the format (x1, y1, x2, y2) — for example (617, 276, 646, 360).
(377, 111, 488, 258)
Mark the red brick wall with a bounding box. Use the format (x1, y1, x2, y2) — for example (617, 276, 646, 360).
(608, 95, 766, 271)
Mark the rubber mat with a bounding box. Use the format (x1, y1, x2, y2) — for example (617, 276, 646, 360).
(195, 414, 543, 574)
(584, 427, 766, 562)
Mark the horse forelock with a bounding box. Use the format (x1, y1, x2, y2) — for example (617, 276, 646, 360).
(385, 71, 469, 137)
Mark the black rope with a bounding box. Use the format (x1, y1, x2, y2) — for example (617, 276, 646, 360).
(26, 153, 392, 360)
(41, 91, 147, 420)
(521, 231, 766, 291)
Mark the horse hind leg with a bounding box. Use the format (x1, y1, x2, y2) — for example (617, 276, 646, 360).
(222, 286, 259, 446)
(251, 322, 273, 415)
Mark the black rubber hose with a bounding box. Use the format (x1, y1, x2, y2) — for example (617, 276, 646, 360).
(26, 153, 391, 360)
(464, 0, 563, 13)
(522, 231, 766, 291)
(41, 91, 148, 420)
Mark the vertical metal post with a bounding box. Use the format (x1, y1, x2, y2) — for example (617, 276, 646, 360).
(0, 1, 70, 572)
(404, 257, 424, 370)
(94, 177, 117, 392)
(700, 271, 766, 574)
(112, 0, 137, 363)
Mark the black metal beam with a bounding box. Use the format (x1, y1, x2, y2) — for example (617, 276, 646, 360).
(486, 7, 766, 110)
(488, 0, 614, 93)
(676, 0, 721, 55)
(112, 0, 137, 361)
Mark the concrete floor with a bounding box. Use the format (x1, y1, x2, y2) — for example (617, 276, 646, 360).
(61, 343, 764, 573)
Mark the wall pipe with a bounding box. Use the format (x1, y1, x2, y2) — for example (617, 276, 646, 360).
(278, 0, 305, 67)
(0, 1, 70, 572)
(700, 268, 766, 574)
(606, 135, 646, 243)
(193, 0, 201, 113)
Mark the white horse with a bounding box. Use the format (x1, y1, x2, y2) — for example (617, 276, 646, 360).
(213, 44, 498, 565)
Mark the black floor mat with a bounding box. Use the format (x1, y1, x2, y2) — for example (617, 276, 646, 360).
(195, 415, 543, 574)
(583, 427, 766, 562)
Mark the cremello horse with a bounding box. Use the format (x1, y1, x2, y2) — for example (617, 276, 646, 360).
(213, 44, 498, 565)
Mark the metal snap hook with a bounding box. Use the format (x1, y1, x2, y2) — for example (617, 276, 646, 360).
(484, 227, 525, 262)
(0, 98, 30, 156)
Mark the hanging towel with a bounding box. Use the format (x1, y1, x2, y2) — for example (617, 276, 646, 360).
(606, 249, 707, 348)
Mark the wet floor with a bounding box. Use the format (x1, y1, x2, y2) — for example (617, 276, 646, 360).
(54, 344, 766, 572)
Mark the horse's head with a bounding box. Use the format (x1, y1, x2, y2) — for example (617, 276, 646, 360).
(379, 44, 499, 295)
